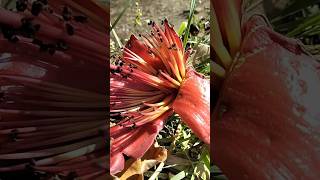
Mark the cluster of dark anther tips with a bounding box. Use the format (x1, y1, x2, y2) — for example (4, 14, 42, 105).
(110, 112, 136, 129)
(16, 0, 48, 16)
(61, 6, 87, 36)
(0, 18, 68, 55)
(146, 19, 181, 51)
(0, 0, 89, 56)
(111, 56, 136, 79)
(147, 20, 165, 43)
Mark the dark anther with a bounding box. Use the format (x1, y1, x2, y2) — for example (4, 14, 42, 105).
(111, 69, 116, 74)
(115, 66, 122, 73)
(0, 91, 5, 102)
(31, 1, 43, 16)
(122, 74, 129, 79)
(161, 20, 164, 25)
(20, 18, 38, 38)
(73, 15, 88, 23)
(171, 44, 177, 50)
(115, 59, 124, 66)
(138, 34, 142, 37)
(32, 38, 42, 46)
(9, 35, 19, 43)
(190, 24, 200, 36)
(156, 29, 159, 32)
(56, 40, 68, 50)
(65, 23, 74, 36)
(47, 44, 55, 49)
(186, 42, 191, 49)
(111, 112, 123, 121)
(130, 122, 136, 129)
(152, 21, 155, 27)
(116, 66, 121, 73)
(33, 24, 41, 31)
(48, 47, 56, 55)
(151, 32, 154, 36)
(115, 59, 119, 65)
(62, 6, 72, 21)
(9, 129, 18, 141)
(25, 164, 34, 171)
(16, 0, 28, 12)
(39, 43, 48, 52)
(1, 26, 15, 40)
(147, 20, 153, 25)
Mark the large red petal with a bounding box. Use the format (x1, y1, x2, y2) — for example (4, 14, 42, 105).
(124, 35, 164, 70)
(110, 152, 125, 175)
(172, 69, 210, 144)
(110, 110, 173, 174)
(213, 15, 320, 179)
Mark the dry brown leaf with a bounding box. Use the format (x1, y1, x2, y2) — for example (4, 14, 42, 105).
(115, 143, 167, 180)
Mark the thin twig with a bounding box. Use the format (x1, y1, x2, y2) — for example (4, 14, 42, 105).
(148, 162, 165, 180)
(110, 22, 123, 48)
(183, 0, 197, 49)
(110, 0, 131, 31)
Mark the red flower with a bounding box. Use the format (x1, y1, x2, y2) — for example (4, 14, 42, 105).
(0, 0, 107, 179)
(110, 20, 210, 174)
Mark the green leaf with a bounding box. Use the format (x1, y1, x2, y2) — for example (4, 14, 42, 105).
(178, 21, 188, 36)
(200, 147, 210, 169)
(134, 0, 143, 26)
(269, 0, 319, 21)
(287, 13, 320, 37)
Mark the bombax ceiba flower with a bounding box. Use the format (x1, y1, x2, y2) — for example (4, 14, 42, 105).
(110, 20, 210, 174)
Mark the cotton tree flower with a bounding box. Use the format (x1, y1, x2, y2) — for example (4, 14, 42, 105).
(0, 0, 107, 179)
(110, 20, 210, 174)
